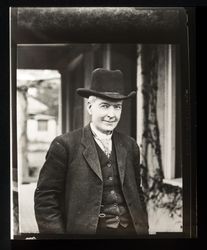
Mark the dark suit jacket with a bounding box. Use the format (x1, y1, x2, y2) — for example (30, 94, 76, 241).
(34, 124, 149, 235)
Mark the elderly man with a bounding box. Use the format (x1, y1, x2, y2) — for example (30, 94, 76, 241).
(34, 68, 149, 237)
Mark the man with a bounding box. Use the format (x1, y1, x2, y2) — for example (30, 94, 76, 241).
(34, 68, 149, 237)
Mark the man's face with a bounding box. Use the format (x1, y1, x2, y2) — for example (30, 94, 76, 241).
(87, 97, 123, 134)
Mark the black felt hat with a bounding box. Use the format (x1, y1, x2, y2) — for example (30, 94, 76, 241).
(76, 68, 136, 100)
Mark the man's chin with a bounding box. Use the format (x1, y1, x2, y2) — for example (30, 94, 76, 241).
(102, 124, 116, 132)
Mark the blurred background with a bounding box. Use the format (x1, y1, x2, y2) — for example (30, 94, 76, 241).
(17, 69, 61, 233)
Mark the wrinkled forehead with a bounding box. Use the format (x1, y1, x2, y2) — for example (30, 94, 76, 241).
(94, 96, 123, 105)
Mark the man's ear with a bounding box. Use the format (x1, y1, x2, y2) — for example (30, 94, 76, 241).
(87, 102, 92, 115)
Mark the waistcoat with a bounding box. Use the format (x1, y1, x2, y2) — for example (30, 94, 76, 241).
(94, 140, 132, 228)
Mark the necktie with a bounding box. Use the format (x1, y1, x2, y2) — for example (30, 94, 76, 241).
(92, 133, 112, 158)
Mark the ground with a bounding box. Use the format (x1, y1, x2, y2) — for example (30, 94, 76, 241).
(19, 183, 38, 233)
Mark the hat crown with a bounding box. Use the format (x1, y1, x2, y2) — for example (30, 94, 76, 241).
(76, 68, 136, 100)
(91, 68, 124, 94)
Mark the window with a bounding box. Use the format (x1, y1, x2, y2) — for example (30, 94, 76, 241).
(37, 119, 48, 131)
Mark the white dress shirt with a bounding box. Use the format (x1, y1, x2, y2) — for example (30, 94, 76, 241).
(90, 122, 113, 157)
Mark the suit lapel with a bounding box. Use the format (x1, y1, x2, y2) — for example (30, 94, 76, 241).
(113, 131, 128, 186)
(81, 124, 103, 181)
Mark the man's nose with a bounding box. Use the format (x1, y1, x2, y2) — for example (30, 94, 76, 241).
(107, 106, 115, 117)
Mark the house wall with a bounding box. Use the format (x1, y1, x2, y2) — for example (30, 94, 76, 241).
(27, 119, 57, 142)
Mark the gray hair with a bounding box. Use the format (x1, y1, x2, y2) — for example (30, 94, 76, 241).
(88, 95, 97, 104)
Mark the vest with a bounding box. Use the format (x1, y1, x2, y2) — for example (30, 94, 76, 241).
(94, 140, 132, 229)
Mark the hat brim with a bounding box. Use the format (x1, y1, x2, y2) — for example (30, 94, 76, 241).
(76, 88, 136, 101)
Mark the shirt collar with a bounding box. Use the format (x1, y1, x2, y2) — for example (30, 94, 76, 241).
(90, 122, 113, 140)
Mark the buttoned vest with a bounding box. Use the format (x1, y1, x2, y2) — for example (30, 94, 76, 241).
(94, 140, 132, 228)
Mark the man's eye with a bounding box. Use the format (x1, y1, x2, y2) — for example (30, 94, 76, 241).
(100, 104, 109, 108)
(114, 105, 122, 110)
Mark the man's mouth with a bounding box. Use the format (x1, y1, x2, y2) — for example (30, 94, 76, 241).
(103, 120, 116, 124)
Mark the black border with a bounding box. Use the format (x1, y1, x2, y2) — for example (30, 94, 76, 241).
(0, 2, 199, 250)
